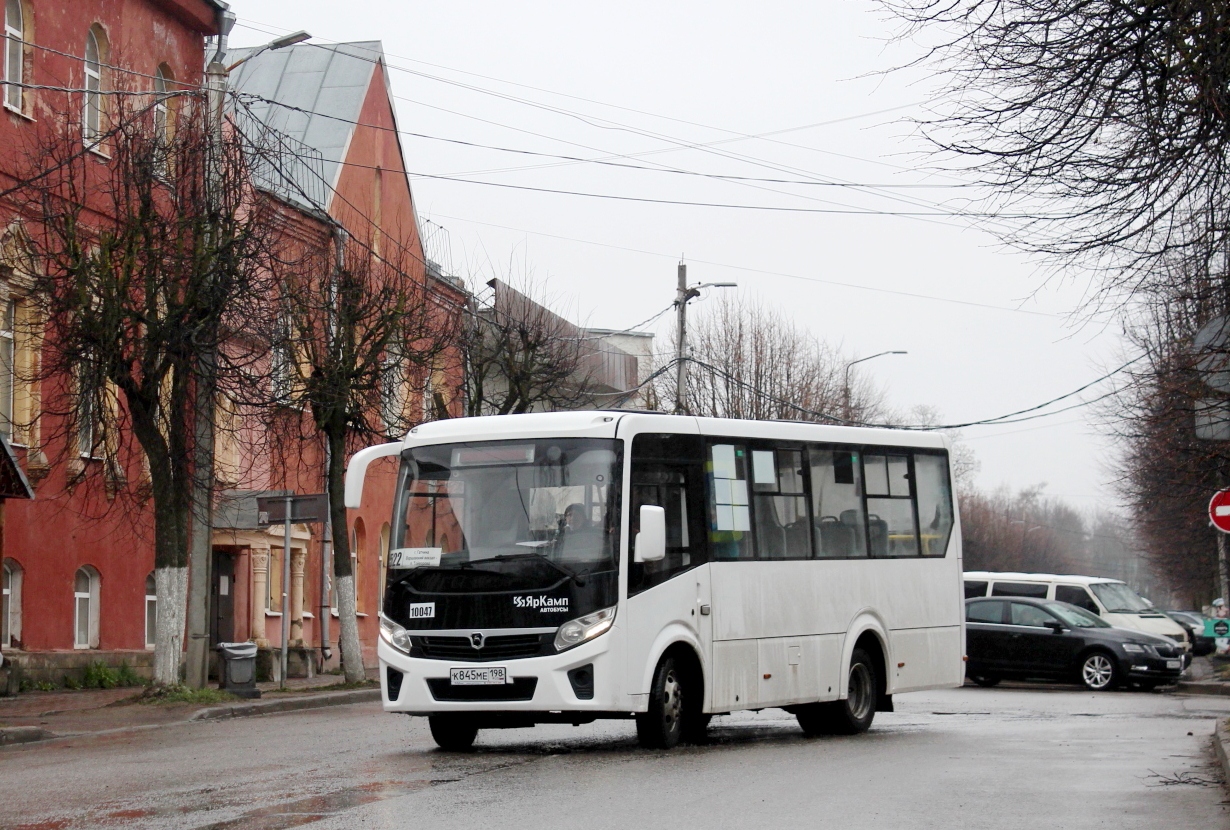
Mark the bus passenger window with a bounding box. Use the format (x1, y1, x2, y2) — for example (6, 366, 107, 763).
(708, 443, 753, 560)
(913, 452, 953, 557)
(808, 447, 867, 558)
(752, 448, 810, 559)
(864, 453, 918, 556)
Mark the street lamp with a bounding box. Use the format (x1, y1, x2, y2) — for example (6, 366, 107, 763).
(842, 350, 907, 421)
(226, 30, 312, 72)
(675, 263, 736, 414)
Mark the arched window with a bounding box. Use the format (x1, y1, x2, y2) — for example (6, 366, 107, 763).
(74, 565, 100, 649)
(4, 0, 22, 111)
(83, 27, 102, 144)
(1, 558, 21, 647)
(351, 519, 365, 612)
(144, 572, 156, 649)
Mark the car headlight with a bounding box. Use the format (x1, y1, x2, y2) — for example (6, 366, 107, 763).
(379, 614, 413, 654)
(1121, 643, 1154, 655)
(554, 606, 616, 652)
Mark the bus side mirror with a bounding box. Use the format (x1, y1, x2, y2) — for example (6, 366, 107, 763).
(635, 505, 666, 563)
(344, 441, 402, 509)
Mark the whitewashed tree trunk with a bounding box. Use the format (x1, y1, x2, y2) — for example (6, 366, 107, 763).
(153, 566, 188, 686)
(334, 573, 364, 683)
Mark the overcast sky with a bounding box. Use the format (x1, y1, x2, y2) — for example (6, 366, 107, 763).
(230, 1, 1127, 512)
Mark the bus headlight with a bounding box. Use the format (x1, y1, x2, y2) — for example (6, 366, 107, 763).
(379, 614, 413, 654)
(554, 606, 616, 652)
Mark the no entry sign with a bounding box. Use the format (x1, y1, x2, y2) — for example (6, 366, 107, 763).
(1210, 489, 1230, 533)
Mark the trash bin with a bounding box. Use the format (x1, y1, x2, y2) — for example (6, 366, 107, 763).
(216, 642, 261, 699)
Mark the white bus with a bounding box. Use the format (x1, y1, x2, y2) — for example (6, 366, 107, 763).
(346, 411, 965, 750)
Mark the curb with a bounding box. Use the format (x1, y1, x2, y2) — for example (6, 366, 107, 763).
(1177, 681, 1230, 697)
(1215, 719, 1230, 786)
(0, 726, 54, 745)
(191, 688, 381, 721)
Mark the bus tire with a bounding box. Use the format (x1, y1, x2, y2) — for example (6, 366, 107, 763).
(428, 715, 479, 751)
(828, 647, 878, 735)
(795, 703, 829, 737)
(636, 655, 687, 749)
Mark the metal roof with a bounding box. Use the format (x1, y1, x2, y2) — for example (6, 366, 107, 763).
(226, 41, 383, 212)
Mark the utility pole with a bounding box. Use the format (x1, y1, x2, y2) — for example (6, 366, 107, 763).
(185, 10, 236, 689)
(674, 262, 689, 414)
(185, 21, 311, 687)
(673, 263, 736, 414)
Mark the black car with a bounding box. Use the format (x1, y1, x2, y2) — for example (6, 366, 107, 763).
(965, 596, 1185, 691)
(1164, 611, 1215, 657)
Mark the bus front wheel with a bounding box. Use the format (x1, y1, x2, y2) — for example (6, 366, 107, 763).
(428, 715, 478, 751)
(636, 655, 692, 749)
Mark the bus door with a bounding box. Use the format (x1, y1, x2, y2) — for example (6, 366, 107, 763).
(626, 434, 710, 702)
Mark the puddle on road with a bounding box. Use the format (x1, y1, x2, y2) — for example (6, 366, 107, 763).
(196, 778, 459, 830)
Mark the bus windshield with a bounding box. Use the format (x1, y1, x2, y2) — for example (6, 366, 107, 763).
(392, 438, 621, 587)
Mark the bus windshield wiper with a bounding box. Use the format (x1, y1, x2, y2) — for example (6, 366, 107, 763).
(489, 552, 586, 587)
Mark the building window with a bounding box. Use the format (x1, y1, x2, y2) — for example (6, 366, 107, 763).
(0, 297, 13, 440)
(267, 546, 283, 612)
(84, 27, 102, 145)
(3, 0, 22, 112)
(144, 572, 156, 649)
(74, 566, 100, 649)
(1, 560, 8, 646)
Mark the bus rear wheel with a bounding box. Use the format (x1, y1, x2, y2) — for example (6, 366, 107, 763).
(428, 715, 478, 751)
(796, 647, 878, 736)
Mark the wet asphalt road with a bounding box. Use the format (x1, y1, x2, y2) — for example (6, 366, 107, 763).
(2, 685, 1229, 830)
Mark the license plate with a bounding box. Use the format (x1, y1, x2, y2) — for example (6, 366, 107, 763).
(1166, 659, 1180, 670)
(450, 666, 508, 685)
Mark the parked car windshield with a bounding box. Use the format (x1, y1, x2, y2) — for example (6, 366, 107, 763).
(1044, 601, 1109, 628)
(1089, 582, 1150, 613)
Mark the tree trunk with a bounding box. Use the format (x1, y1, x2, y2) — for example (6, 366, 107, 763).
(153, 566, 188, 685)
(328, 430, 365, 683)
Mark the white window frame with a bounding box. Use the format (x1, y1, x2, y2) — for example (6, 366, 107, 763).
(74, 566, 99, 649)
(0, 297, 14, 441)
(1, 560, 10, 647)
(84, 29, 102, 146)
(4, 0, 22, 114)
(144, 572, 156, 649)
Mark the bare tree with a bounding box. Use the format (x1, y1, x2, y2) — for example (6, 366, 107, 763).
(253, 232, 456, 683)
(6, 89, 277, 684)
(458, 278, 600, 416)
(884, 0, 1230, 303)
(661, 294, 885, 422)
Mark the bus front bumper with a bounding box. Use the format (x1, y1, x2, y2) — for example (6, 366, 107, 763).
(378, 634, 622, 715)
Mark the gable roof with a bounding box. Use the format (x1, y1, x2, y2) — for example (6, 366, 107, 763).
(225, 41, 384, 213)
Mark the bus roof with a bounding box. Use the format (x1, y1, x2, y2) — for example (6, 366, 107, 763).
(400, 410, 951, 450)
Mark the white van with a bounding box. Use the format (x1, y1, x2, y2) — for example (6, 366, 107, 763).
(963, 571, 1190, 652)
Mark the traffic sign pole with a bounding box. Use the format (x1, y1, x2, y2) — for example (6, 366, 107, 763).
(1210, 488, 1230, 605)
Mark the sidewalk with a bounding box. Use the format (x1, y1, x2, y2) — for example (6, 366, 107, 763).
(0, 671, 380, 746)
(1176, 655, 1230, 696)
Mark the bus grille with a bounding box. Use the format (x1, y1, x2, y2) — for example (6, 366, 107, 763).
(426, 678, 538, 701)
(412, 634, 549, 661)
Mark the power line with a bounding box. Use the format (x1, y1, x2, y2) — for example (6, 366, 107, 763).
(233, 93, 964, 190)
(682, 355, 1143, 430)
(230, 21, 1005, 231)
(429, 212, 1063, 318)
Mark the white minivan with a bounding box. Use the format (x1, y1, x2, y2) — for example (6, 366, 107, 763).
(963, 571, 1190, 652)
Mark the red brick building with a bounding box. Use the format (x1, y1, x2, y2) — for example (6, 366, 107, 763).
(0, 1, 465, 681)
